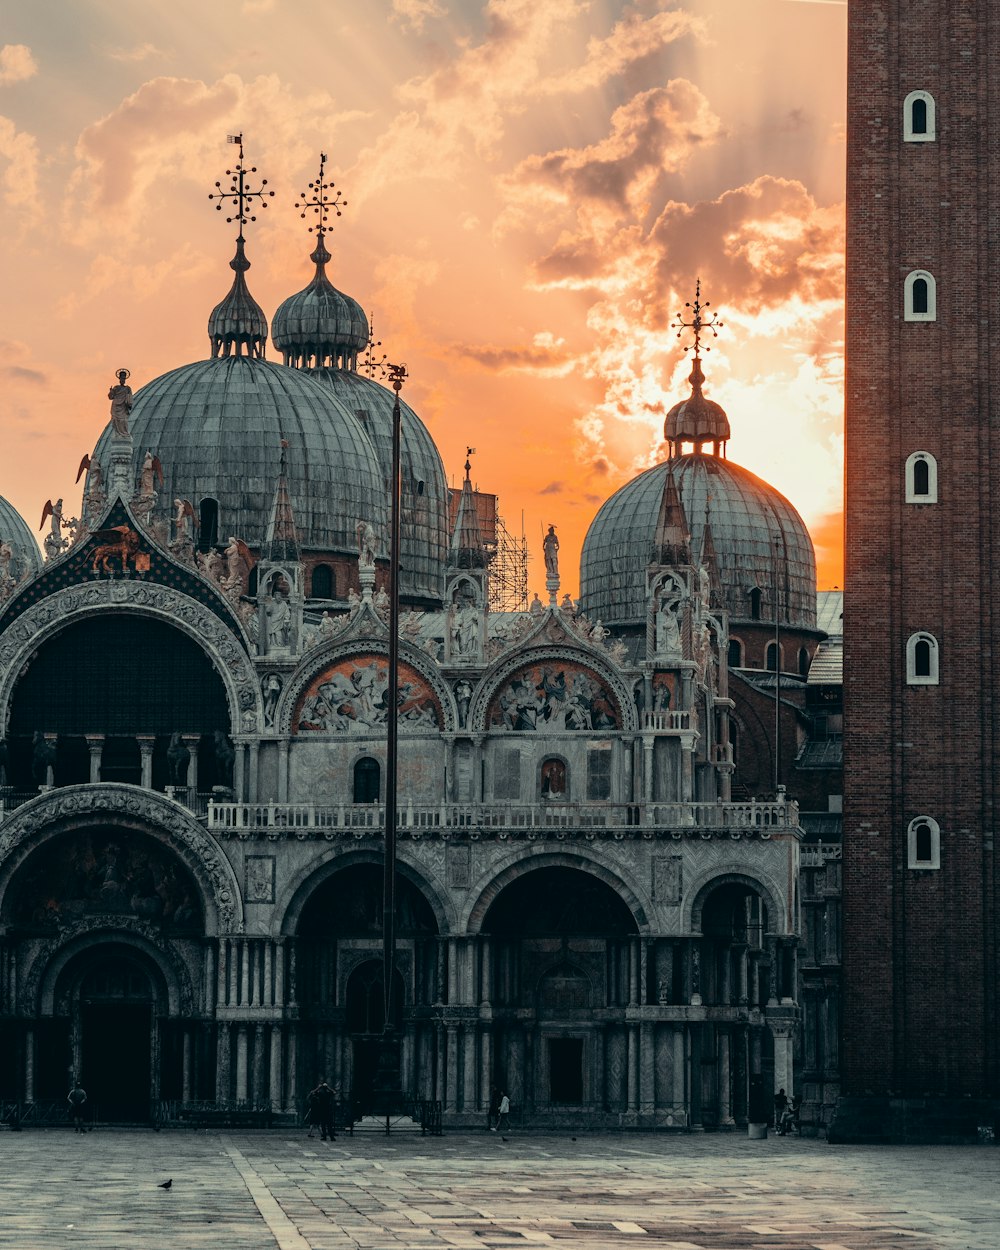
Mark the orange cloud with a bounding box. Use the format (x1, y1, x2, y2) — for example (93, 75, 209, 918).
(0, 116, 38, 207)
(0, 45, 37, 87)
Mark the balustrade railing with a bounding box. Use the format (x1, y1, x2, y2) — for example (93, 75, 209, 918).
(206, 797, 799, 834)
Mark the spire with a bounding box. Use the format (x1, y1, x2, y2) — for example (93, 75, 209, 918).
(207, 135, 273, 359)
(664, 279, 730, 457)
(651, 461, 691, 568)
(264, 440, 300, 563)
(698, 510, 723, 603)
(450, 449, 488, 569)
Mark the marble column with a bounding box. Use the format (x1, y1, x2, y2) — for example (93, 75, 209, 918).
(480, 937, 492, 1006)
(640, 1022, 655, 1115)
(771, 1023, 794, 1098)
(182, 735, 200, 797)
(479, 1026, 493, 1113)
(252, 1023, 265, 1105)
(672, 1026, 686, 1116)
(85, 735, 104, 784)
(248, 740, 260, 803)
(277, 739, 290, 802)
(718, 1030, 734, 1125)
(626, 1025, 639, 1114)
(462, 1026, 477, 1111)
(138, 735, 155, 789)
(235, 1024, 249, 1103)
(269, 1025, 283, 1111)
(446, 1025, 459, 1110)
(216, 1023, 232, 1103)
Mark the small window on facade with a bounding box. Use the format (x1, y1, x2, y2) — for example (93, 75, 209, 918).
(766, 642, 780, 673)
(311, 564, 334, 599)
(540, 757, 567, 799)
(728, 638, 744, 668)
(906, 631, 940, 685)
(905, 451, 938, 503)
(749, 587, 762, 620)
(907, 815, 941, 869)
(798, 647, 810, 677)
(353, 757, 380, 803)
(586, 744, 612, 800)
(904, 270, 936, 321)
(903, 90, 936, 142)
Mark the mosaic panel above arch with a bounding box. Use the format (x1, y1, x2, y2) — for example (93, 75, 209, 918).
(484, 659, 622, 733)
(292, 654, 444, 734)
(8, 828, 203, 935)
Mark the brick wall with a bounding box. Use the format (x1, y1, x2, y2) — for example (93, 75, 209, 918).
(843, 0, 999, 1097)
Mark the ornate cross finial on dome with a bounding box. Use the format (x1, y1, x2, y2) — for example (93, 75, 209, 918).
(208, 134, 275, 243)
(295, 153, 346, 242)
(672, 279, 723, 359)
(206, 136, 272, 358)
(362, 311, 389, 378)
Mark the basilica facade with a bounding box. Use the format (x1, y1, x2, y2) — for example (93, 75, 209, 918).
(0, 161, 839, 1129)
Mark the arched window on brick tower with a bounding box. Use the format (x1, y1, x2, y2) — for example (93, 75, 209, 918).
(905, 451, 938, 503)
(907, 816, 941, 869)
(905, 270, 936, 321)
(903, 90, 936, 142)
(906, 632, 940, 685)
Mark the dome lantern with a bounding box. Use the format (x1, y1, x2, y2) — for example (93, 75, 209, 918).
(665, 280, 730, 458)
(272, 154, 369, 370)
(206, 136, 274, 360)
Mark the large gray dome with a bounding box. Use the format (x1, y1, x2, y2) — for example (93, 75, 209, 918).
(580, 453, 816, 630)
(311, 369, 448, 605)
(0, 492, 42, 582)
(93, 356, 388, 555)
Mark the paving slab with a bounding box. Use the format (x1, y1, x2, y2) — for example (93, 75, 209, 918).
(0, 1130, 996, 1249)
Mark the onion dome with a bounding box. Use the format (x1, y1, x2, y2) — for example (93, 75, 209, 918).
(91, 357, 388, 556)
(208, 236, 269, 360)
(271, 158, 448, 604)
(272, 233, 368, 369)
(310, 367, 448, 605)
(580, 453, 816, 630)
(664, 352, 730, 456)
(272, 155, 368, 369)
(582, 282, 814, 629)
(0, 491, 42, 582)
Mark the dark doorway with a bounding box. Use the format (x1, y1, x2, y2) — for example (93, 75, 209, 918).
(81, 1001, 152, 1121)
(351, 1039, 380, 1111)
(549, 1038, 584, 1103)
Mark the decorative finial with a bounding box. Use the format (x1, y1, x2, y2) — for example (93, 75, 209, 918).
(208, 134, 275, 242)
(464, 447, 476, 479)
(387, 361, 408, 395)
(671, 279, 723, 359)
(295, 153, 346, 241)
(362, 311, 388, 378)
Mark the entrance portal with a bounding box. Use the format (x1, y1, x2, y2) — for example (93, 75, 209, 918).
(78, 954, 155, 1121)
(81, 1002, 152, 1121)
(549, 1037, 584, 1104)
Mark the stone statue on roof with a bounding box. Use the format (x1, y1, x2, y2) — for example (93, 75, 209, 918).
(109, 369, 133, 439)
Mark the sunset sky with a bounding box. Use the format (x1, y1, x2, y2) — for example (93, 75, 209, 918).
(0, 0, 847, 596)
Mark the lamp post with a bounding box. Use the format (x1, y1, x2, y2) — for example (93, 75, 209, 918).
(376, 361, 407, 1111)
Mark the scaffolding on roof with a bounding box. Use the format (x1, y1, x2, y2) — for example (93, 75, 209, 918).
(448, 485, 529, 613)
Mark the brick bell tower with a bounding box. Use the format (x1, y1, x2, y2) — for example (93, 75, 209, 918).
(837, 2, 1000, 1140)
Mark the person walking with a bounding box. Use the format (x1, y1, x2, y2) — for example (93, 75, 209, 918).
(773, 1087, 789, 1133)
(67, 1081, 88, 1133)
(308, 1078, 336, 1141)
(497, 1090, 510, 1133)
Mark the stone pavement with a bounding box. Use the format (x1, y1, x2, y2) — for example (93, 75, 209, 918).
(0, 1128, 996, 1250)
